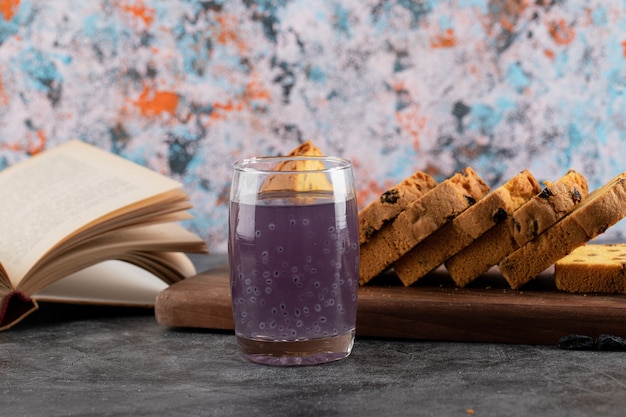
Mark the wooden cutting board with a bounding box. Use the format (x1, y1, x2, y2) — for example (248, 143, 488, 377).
(155, 265, 626, 345)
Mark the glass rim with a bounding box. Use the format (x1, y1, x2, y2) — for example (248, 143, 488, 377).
(234, 155, 352, 174)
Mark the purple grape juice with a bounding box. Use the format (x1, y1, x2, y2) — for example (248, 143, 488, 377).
(229, 192, 359, 365)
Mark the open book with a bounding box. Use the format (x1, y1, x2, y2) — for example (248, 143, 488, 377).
(0, 140, 208, 330)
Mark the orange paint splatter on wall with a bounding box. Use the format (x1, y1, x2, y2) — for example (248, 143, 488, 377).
(396, 106, 427, 150)
(215, 14, 248, 54)
(491, 0, 529, 34)
(499, 16, 515, 32)
(208, 74, 271, 122)
(210, 101, 244, 121)
(244, 77, 271, 102)
(1, 130, 47, 154)
(135, 85, 179, 116)
(117, 0, 154, 28)
(549, 19, 575, 45)
(622, 41, 626, 57)
(26, 130, 47, 155)
(544, 48, 555, 60)
(431, 28, 457, 49)
(0, 0, 19, 21)
(0, 72, 9, 106)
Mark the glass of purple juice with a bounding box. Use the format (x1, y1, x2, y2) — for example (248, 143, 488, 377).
(228, 155, 359, 366)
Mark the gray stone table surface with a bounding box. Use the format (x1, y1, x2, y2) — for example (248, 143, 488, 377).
(2, 255, 626, 417)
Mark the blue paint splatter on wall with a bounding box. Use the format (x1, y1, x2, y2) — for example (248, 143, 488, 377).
(1, 0, 626, 250)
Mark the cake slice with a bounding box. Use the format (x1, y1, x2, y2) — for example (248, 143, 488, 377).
(445, 170, 588, 287)
(358, 172, 437, 244)
(260, 141, 332, 192)
(499, 172, 626, 290)
(359, 167, 490, 284)
(511, 169, 588, 247)
(285, 140, 324, 157)
(393, 170, 540, 286)
(554, 244, 626, 294)
(444, 220, 516, 287)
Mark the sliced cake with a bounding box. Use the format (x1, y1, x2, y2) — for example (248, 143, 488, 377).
(554, 243, 626, 294)
(511, 169, 588, 247)
(445, 170, 588, 287)
(359, 172, 437, 244)
(499, 172, 626, 290)
(394, 170, 540, 286)
(260, 141, 333, 192)
(359, 167, 490, 285)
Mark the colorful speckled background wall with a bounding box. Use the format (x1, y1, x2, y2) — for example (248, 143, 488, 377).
(1, 0, 625, 251)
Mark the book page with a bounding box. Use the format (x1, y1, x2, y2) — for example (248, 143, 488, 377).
(0, 140, 183, 286)
(33, 260, 171, 306)
(17, 222, 205, 295)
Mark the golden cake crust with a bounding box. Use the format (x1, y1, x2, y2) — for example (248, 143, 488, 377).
(444, 220, 515, 287)
(499, 172, 626, 290)
(359, 167, 490, 285)
(358, 172, 437, 244)
(554, 243, 626, 294)
(260, 141, 332, 192)
(394, 170, 540, 286)
(445, 170, 589, 287)
(512, 169, 588, 247)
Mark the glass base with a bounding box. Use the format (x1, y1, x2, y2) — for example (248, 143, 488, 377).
(236, 330, 355, 366)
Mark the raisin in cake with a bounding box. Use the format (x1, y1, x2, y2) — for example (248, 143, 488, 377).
(512, 169, 588, 247)
(499, 172, 626, 290)
(445, 170, 588, 287)
(394, 170, 540, 286)
(359, 172, 437, 244)
(359, 167, 490, 284)
(554, 244, 626, 294)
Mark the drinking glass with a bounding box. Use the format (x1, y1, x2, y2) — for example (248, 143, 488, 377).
(228, 155, 359, 365)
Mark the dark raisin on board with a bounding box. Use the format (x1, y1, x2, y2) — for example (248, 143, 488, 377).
(557, 334, 626, 351)
(557, 334, 595, 350)
(596, 334, 626, 351)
